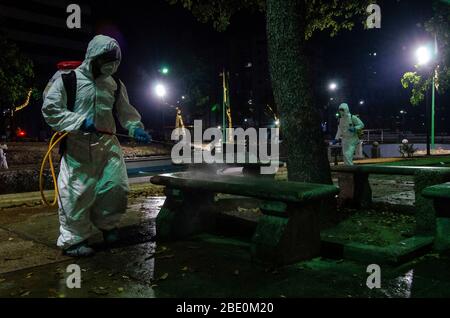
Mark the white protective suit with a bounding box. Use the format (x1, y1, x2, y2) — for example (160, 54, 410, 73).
(42, 35, 145, 249)
(0, 144, 8, 169)
(335, 103, 364, 166)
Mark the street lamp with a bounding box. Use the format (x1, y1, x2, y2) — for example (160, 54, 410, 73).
(326, 82, 339, 135)
(154, 83, 168, 138)
(415, 43, 437, 154)
(159, 66, 169, 75)
(329, 82, 338, 91)
(416, 46, 432, 66)
(154, 84, 167, 98)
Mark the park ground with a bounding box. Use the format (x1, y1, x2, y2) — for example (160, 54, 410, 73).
(1, 157, 450, 298)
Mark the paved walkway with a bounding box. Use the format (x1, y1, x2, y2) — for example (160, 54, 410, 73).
(1, 178, 450, 298)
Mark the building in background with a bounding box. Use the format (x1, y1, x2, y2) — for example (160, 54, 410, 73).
(0, 0, 93, 139)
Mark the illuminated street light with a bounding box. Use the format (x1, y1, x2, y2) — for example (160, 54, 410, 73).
(359, 100, 365, 105)
(160, 67, 169, 75)
(416, 46, 432, 66)
(415, 42, 438, 154)
(154, 84, 167, 98)
(328, 82, 338, 91)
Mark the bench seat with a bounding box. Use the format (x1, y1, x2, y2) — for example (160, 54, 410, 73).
(422, 183, 450, 251)
(332, 164, 450, 236)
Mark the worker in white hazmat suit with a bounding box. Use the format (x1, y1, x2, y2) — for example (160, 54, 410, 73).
(334, 103, 364, 166)
(0, 144, 8, 169)
(42, 35, 150, 256)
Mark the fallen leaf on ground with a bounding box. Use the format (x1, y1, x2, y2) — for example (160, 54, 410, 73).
(89, 288, 109, 295)
(4, 257, 23, 261)
(155, 246, 168, 254)
(157, 254, 174, 259)
(159, 273, 169, 281)
(117, 287, 124, 293)
(181, 266, 189, 271)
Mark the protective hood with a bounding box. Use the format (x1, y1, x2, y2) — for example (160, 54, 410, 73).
(79, 35, 122, 78)
(338, 103, 350, 116)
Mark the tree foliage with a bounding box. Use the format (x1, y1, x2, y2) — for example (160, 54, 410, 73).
(168, 0, 370, 37)
(0, 34, 35, 112)
(401, 0, 450, 106)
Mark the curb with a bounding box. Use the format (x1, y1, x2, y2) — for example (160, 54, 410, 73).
(321, 235, 434, 265)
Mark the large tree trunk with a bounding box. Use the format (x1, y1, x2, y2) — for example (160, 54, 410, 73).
(266, 0, 332, 184)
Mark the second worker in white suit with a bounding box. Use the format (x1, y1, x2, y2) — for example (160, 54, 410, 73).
(335, 103, 364, 166)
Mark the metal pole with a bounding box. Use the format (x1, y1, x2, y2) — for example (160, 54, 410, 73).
(431, 74, 436, 149)
(222, 69, 226, 142)
(426, 85, 431, 156)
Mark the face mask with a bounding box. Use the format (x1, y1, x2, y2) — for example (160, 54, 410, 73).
(100, 61, 118, 76)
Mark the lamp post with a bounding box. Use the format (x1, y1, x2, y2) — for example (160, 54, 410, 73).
(154, 83, 167, 138)
(415, 44, 437, 155)
(326, 82, 338, 135)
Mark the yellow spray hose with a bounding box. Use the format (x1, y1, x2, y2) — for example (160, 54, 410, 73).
(39, 130, 171, 207)
(39, 132, 68, 206)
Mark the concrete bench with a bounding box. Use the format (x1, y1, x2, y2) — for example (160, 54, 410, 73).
(423, 183, 450, 251)
(331, 165, 450, 235)
(150, 172, 339, 265)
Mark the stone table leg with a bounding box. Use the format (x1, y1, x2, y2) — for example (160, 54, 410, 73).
(156, 187, 216, 241)
(251, 201, 320, 266)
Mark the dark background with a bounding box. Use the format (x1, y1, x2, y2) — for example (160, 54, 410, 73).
(0, 0, 448, 139)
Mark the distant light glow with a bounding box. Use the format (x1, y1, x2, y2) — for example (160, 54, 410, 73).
(16, 129, 26, 137)
(161, 67, 169, 74)
(329, 82, 338, 91)
(359, 100, 365, 105)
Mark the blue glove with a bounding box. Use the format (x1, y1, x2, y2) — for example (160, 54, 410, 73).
(133, 128, 151, 143)
(80, 117, 97, 133)
(348, 128, 356, 133)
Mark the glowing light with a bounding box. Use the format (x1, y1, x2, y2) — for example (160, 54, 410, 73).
(154, 84, 167, 98)
(329, 82, 338, 91)
(416, 46, 432, 66)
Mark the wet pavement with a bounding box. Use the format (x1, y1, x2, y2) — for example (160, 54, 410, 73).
(1, 178, 450, 298)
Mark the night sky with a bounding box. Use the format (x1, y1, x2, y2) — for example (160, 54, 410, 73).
(3, 0, 449, 137)
(89, 0, 445, 134)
